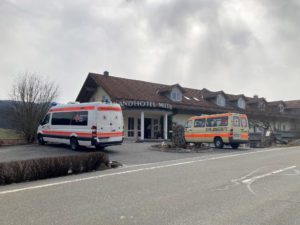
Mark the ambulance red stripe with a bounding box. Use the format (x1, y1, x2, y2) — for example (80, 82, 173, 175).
(49, 106, 95, 112)
(97, 106, 121, 111)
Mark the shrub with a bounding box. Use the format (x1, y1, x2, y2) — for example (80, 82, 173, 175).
(172, 125, 186, 148)
(0, 152, 109, 185)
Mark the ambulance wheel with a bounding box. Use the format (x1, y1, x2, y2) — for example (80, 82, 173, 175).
(95, 145, 105, 150)
(70, 137, 79, 151)
(231, 143, 240, 149)
(214, 137, 224, 149)
(37, 134, 45, 145)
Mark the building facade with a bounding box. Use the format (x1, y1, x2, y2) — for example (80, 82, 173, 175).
(76, 72, 300, 141)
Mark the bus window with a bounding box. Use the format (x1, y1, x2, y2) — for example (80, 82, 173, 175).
(194, 119, 206, 127)
(185, 120, 193, 129)
(233, 116, 240, 127)
(241, 117, 248, 127)
(206, 117, 228, 127)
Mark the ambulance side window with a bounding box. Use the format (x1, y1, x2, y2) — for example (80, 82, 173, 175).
(40, 114, 50, 125)
(52, 112, 73, 125)
(71, 111, 88, 126)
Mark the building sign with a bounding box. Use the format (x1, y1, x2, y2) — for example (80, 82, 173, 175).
(117, 100, 172, 110)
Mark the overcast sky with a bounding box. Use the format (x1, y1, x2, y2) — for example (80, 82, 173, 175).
(1, 0, 300, 103)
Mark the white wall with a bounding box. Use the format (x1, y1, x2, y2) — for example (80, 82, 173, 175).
(271, 120, 294, 131)
(281, 121, 293, 131)
(90, 87, 111, 102)
(172, 114, 195, 126)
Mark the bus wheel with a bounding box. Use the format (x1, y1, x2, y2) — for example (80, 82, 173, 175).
(230, 143, 240, 149)
(214, 137, 224, 149)
(70, 137, 79, 151)
(37, 134, 45, 145)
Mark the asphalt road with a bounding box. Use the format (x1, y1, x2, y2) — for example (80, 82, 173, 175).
(1, 146, 300, 225)
(0, 142, 242, 165)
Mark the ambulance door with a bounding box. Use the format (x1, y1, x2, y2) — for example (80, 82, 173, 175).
(194, 118, 206, 143)
(110, 109, 124, 134)
(240, 115, 249, 140)
(97, 109, 112, 139)
(184, 120, 194, 142)
(232, 115, 242, 140)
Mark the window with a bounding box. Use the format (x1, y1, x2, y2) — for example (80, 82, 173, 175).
(237, 98, 246, 109)
(71, 111, 88, 126)
(51, 112, 73, 125)
(216, 94, 226, 107)
(241, 118, 248, 127)
(170, 88, 182, 102)
(138, 119, 141, 137)
(279, 104, 284, 113)
(40, 114, 50, 125)
(52, 111, 88, 126)
(233, 116, 240, 127)
(258, 101, 265, 111)
(153, 119, 160, 138)
(206, 117, 228, 127)
(194, 119, 206, 127)
(185, 120, 193, 128)
(128, 117, 135, 137)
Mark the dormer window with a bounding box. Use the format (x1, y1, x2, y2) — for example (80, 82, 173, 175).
(237, 97, 246, 109)
(216, 94, 226, 107)
(170, 88, 182, 102)
(279, 104, 285, 113)
(258, 101, 265, 111)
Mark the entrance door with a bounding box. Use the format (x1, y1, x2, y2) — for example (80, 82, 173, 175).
(144, 118, 152, 139)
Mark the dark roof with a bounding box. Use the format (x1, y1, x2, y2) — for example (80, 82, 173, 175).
(76, 73, 236, 113)
(76, 73, 300, 118)
(246, 96, 267, 104)
(202, 90, 226, 100)
(157, 84, 186, 94)
(285, 100, 300, 109)
(226, 94, 246, 102)
(268, 101, 286, 107)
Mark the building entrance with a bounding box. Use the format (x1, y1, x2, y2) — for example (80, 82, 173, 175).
(144, 118, 152, 139)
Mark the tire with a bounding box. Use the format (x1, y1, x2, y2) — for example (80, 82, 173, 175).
(230, 143, 240, 149)
(37, 134, 45, 145)
(214, 137, 224, 149)
(95, 145, 105, 150)
(70, 137, 79, 151)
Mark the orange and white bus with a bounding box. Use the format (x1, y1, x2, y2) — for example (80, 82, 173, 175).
(184, 113, 249, 149)
(37, 102, 124, 150)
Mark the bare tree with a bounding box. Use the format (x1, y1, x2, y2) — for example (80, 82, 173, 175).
(9, 73, 59, 143)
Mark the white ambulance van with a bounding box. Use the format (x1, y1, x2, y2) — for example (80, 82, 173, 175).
(37, 102, 124, 150)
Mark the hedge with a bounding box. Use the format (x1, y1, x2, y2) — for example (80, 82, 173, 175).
(0, 152, 109, 185)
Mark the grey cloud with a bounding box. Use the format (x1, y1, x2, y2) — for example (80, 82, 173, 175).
(0, 0, 300, 102)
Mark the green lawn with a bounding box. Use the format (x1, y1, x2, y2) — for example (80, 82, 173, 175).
(0, 128, 23, 140)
